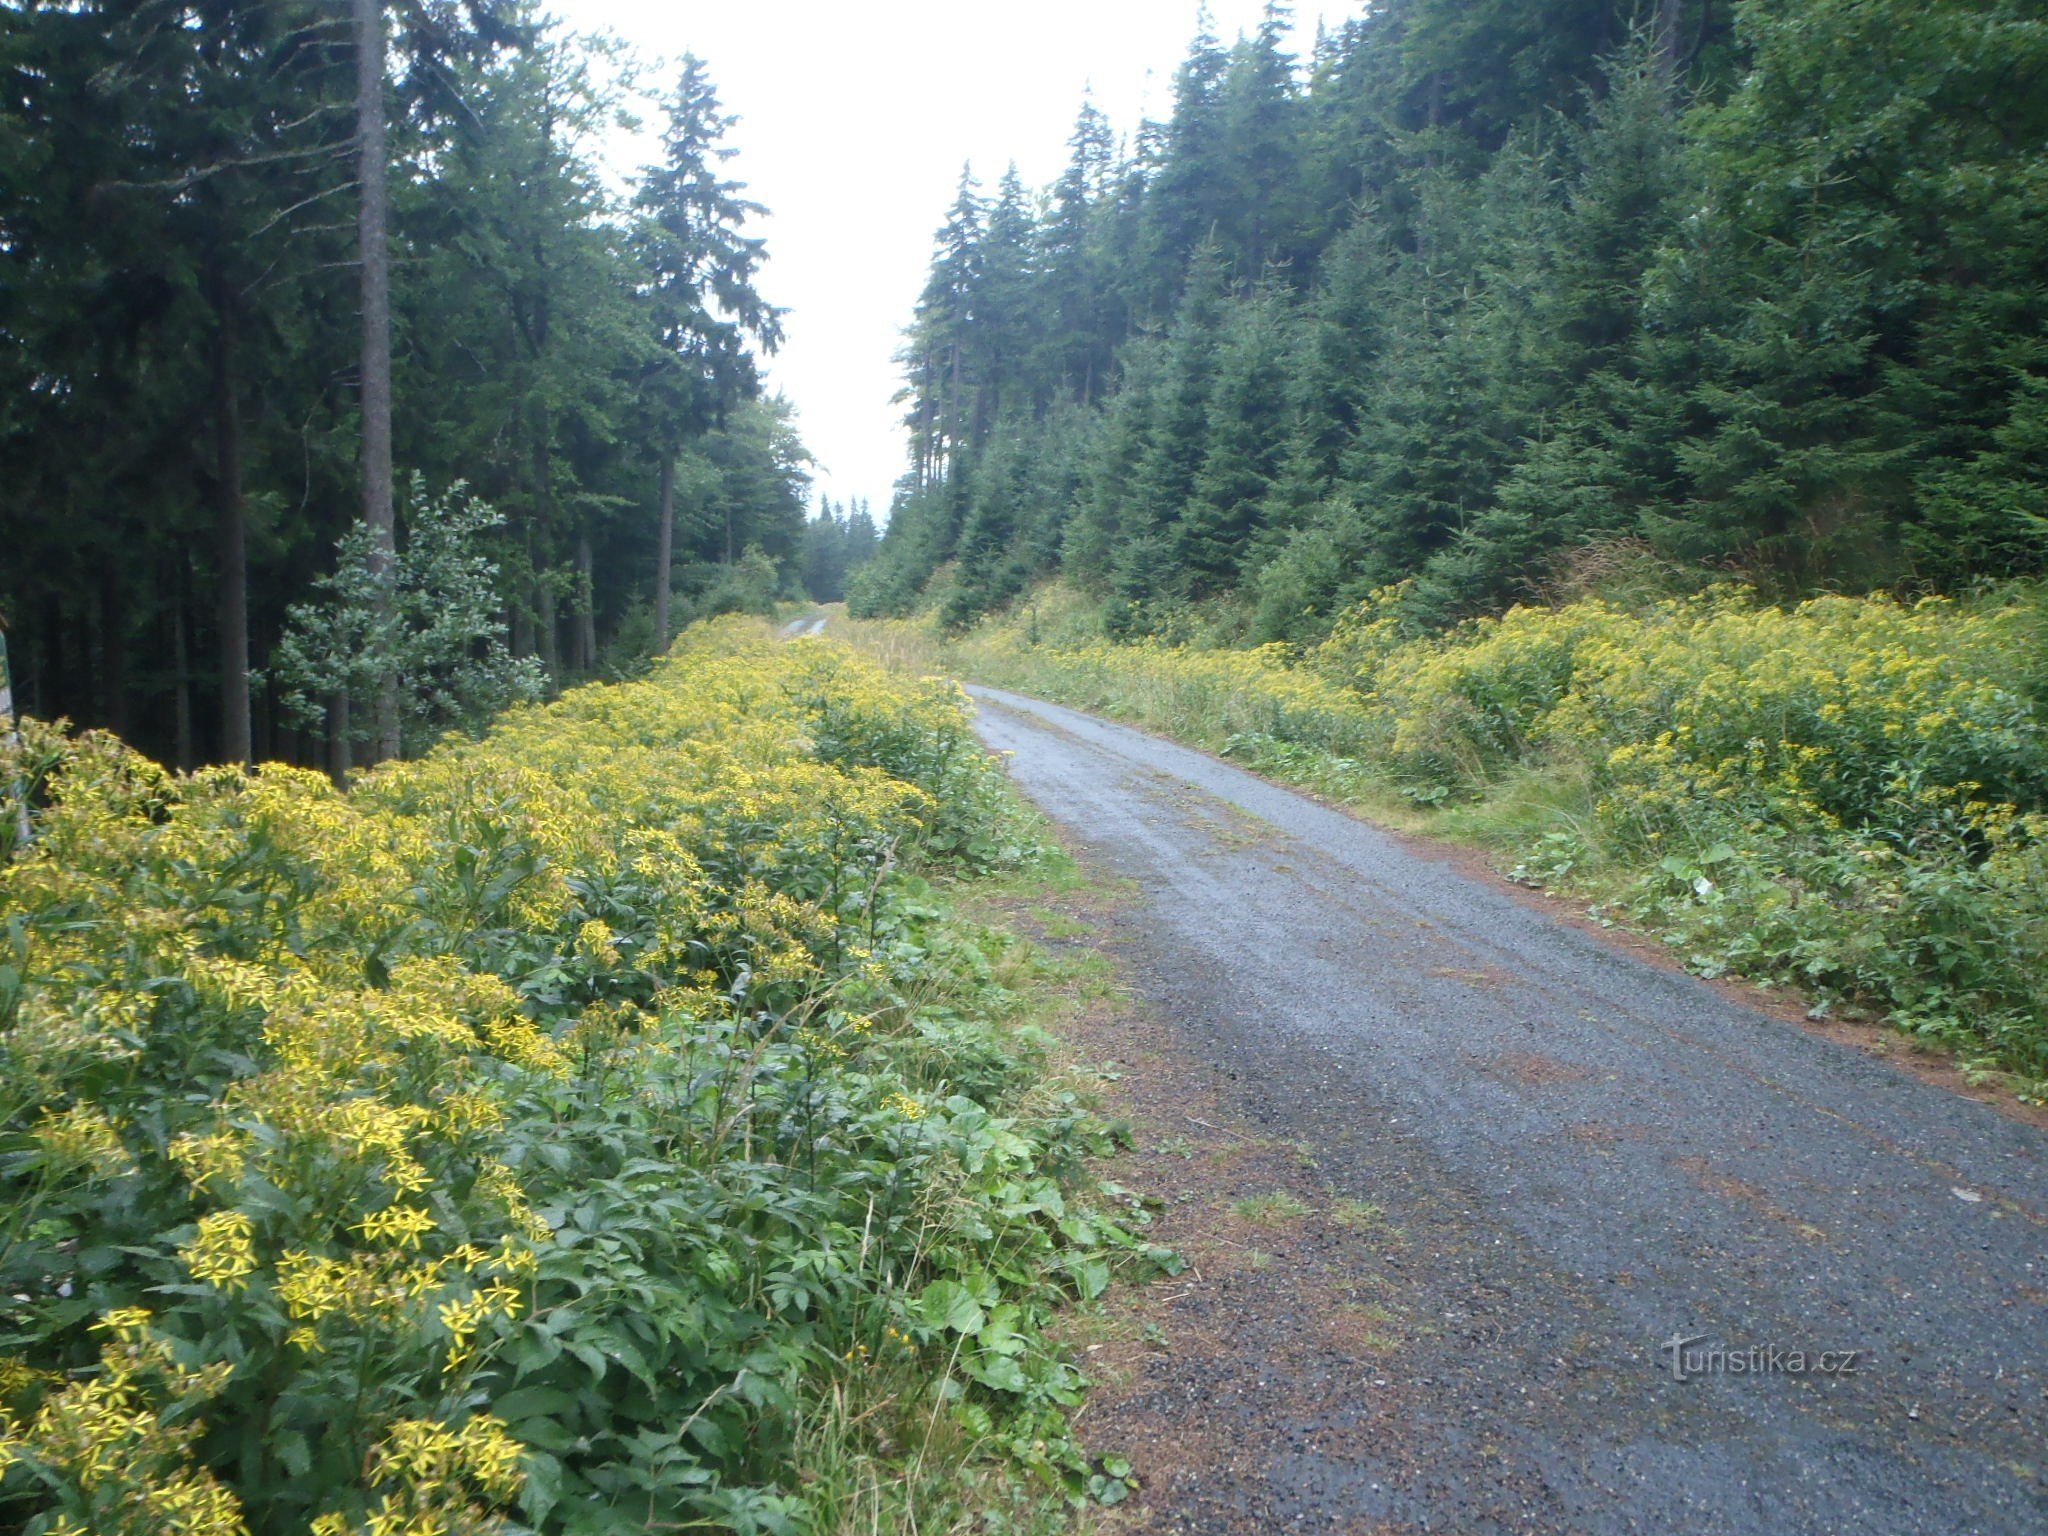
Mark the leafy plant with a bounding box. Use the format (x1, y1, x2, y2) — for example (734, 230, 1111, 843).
(269, 478, 548, 757)
(0, 619, 1163, 1534)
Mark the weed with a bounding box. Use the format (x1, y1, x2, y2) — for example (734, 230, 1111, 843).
(0, 619, 1162, 1534)
(1232, 1191, 1311, 1225)
(836, 584, 2048, 1088)
(1330, 1198, 1390, 1231)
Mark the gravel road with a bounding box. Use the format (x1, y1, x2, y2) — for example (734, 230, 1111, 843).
(968, 683, 2048, 1535)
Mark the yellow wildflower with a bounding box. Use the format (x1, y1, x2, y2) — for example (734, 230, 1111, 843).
(181, 1211, 258, 1293)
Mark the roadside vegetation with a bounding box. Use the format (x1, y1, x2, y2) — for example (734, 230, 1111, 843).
(838, 577, 2048, 1091)
(0, 618, 1169, 1536)
(835, 0, 2048, 1095)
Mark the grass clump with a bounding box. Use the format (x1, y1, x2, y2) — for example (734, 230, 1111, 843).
(1231, 1191, 1311, 1226)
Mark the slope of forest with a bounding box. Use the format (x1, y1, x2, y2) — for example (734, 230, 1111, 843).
(1, 3, 811, 771)
(855, 0, 2047, 635)
(840, 0, 2048, 1083)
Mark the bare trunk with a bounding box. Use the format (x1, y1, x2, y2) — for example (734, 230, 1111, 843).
(574, 530, 597, 672)
(1424, 70, 1445, 176)
(213, 305, 251, 766)
(328, 690, 351, 787)
(1, 627, 27, 849)
(529, 437, 561, 687)
(1657, 0, 1684, 74)
(94, 572, 129, 739)
(536, 579, 560, 690)
(41, 597, 65, 720)
(654, 453, 675, 652)
(510, 586, 534, 658)
(172, 593, 195, 771)
(356, 0, 400, 762)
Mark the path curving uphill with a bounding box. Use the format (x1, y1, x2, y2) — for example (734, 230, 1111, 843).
(970, 683, 2048, 1536)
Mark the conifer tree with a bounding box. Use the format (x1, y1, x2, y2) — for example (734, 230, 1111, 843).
(635, 54, 783, 646)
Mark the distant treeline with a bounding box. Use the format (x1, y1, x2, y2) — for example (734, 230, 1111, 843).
(801, 496, 881, 604)
(856, 0, 2048, 636)
(1, 1, 805, 768)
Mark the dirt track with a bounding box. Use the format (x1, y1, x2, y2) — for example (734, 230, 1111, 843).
(969, 684, 2048, 1536)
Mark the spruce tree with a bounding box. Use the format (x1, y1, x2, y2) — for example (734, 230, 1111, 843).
(635, 54, 782, 645)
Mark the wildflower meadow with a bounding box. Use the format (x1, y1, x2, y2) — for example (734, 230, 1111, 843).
(0, 619, 1162, 1536)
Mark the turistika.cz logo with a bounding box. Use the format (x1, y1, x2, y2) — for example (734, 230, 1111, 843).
(1660, 1334, 1864, 1383)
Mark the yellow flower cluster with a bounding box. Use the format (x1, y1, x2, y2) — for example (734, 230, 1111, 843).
(180, 1211, 258, 1293)
(912, 582, 2040, 867)
(0, 1310, 244, 1536)
(0, 617, 991, 1531)
(436, 1283, 524, 1373)
(305, 1414, 524, 1536)
(848, 585, 2045, 1065)
(33, 1103, 132, 1182)
(942, 622, 1379, 763)
(1351, 587, 2041, 853)
(882, 1092, 928, 1122)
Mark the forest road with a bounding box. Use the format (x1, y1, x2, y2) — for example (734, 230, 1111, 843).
(967, 683, 2048, 1536)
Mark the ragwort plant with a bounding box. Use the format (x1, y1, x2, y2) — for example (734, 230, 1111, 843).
(0, 618, 1167, 1536)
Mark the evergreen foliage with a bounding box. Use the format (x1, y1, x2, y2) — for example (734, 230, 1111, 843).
(0, 3, 804, 767)
(800, 497, 880, 604)
(857, 0, 2046, 634)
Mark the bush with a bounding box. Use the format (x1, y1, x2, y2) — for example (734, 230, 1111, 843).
(0, 619, 1160, 1535)
(1368, 587, 2048, 1074)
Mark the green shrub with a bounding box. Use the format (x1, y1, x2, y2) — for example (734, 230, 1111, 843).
(0, 620, 1163, 1536)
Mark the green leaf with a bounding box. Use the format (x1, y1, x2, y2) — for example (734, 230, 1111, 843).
(1067, 1256, 1111, 1300)
(966, 1353, 1028, 1393)
(916, 1279, 985, 1334)
(519, 1451, 565, 1525)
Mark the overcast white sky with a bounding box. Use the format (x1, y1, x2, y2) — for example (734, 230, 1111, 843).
(550, 0, 1346, 519)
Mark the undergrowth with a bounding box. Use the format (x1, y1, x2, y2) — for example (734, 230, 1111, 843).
(0, 617, 1174, 1536)
(834, 581, 2048, 1092)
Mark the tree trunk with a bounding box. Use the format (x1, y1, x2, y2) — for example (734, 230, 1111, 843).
(574, 529, 597, 672)
(536, 578, 560, 691)
(40, 596, 64, 721)
(328, 690, 351, 787)
(529, 435, 561, 687)
(356, 0, 401, 763)
(172, 592, 195, 771)
(1657, 0, 1684, 74)
(654, 453, 675, 652)
(213, 306, 251, 767)
(95, 570, 129, 740)
(510, 584, 534, 659)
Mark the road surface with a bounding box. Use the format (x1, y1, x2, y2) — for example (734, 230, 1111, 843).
(969, 683, 2047, 1536)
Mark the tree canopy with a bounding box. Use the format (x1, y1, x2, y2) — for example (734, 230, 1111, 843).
(855, 0, 2048, 636)
(0, 1, 807, 767)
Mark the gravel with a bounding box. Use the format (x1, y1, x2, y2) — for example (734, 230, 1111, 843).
(971, 684, 2048, 1536)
